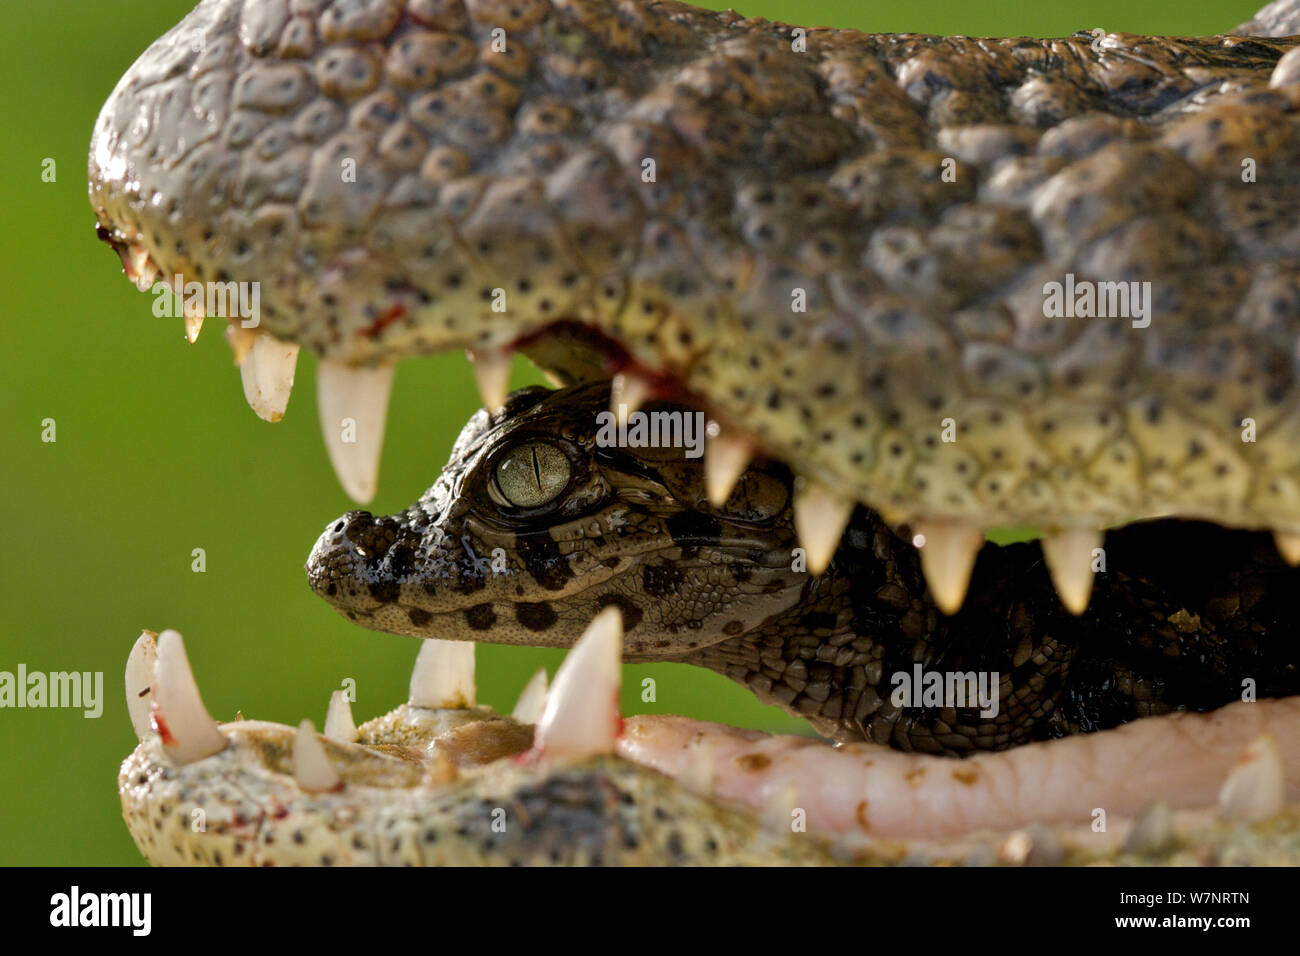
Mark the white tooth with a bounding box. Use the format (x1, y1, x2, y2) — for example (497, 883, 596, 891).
(793, 479, 854, 576)
(1041, 527, 1101, 615)
(511, 667, 549, 724)
(125, 630, 158, 741)
(183, 304, 204, 344)
(610, 372, 652, 429)
(316, 359, 395, 504)
(408, 638, 476, 710)
(466, 347, 512, 414)
(323, 690, 358, 743)
(239, 333, 300, 423)
(1270, 46, 1300, 88)
(705, 429, 752, 507)
(913, 519, 985, 615)
(151, 630, 227, 764)
(1218, 733, 1284, 823)
(1275, 531, 1300, 567)
(224, 324, 257, 365)
(130, 246, 158, 292)
(533, 606, 623, 760)
(294, 719, 341, 791)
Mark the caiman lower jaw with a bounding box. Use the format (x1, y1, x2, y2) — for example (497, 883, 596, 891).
(121, 621, 1300, 867)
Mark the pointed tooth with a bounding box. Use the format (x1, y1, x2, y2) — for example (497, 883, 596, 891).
(1270, 46, 1300, 88)
(183, 303, 204, 344)
(129, 246, 157, 292)
(533, 606, 623, 760)
(705, 428, 752, 507)
(1041, 527, 1101, 615)
(125, 630, 158, 741)
(151, 630, 226, 764)
(610, 371, 652, 428)
(316, 359, 395, 504)
(466, 347, 512, 414)
(1275, 531, 1300, 566)
(913, 520, 985, 615)
(793, 479, 854, 575)
(239, 333, 300, 423)
(408, 639, 476, 710)
(1218, 733, 1284, 823)
(511, 667, 549, 724)
(323, 690, 358, 743)
(224, 324, 257, 365)
(294, 720, 341, 791)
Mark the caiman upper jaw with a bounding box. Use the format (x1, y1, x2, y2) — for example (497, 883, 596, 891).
(90, 0, 1300, 618)
(91, 0, 1300, 865)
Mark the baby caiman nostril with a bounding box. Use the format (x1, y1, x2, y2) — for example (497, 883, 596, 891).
(306, 510, 399, 600)
(343, 513, 399, 565)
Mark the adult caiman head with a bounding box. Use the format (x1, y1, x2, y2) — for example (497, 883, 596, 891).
(95, 0, 1300, 864)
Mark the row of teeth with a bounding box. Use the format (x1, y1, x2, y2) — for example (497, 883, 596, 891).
(125, 607, 1287, 843)
(176, 310, 1300, 616)
(124, 606, 627, 782)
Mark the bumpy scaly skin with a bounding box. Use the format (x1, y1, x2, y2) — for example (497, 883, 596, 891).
(120, 705, 838, 865)
(307, 384, 810, 650)
(119, 698, 1300, 866)
(97, 0, 1300, 864)
(119, 385, 1300, 864)
(308, 383, 1300, 753)
(90, 0, 1300, 532)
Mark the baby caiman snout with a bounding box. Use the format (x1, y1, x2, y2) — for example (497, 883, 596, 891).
(306, 509, 432, 629)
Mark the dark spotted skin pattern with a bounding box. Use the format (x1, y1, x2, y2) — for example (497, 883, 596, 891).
(89, 0, 1300, 536)
(308, 382, 810, 652)
(95, 0, 1300, 864)
(308, 383, 1300, 754)
(120, 714, 838, 865)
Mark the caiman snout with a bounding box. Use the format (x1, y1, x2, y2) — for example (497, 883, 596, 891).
(307, 510, 413, 614)
(306, 499, 500, 638)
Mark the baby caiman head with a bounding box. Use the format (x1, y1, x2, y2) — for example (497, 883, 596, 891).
(307, 381, 810, 657)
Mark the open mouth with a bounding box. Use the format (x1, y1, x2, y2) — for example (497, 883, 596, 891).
(93, 0, 1300, 864)
(115, 370, 1300, 866)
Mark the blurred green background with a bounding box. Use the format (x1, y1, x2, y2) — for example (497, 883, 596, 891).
(0, 0, 1263, 864)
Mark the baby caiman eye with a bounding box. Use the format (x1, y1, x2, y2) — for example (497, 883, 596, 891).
(493, 441, 572, 508)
